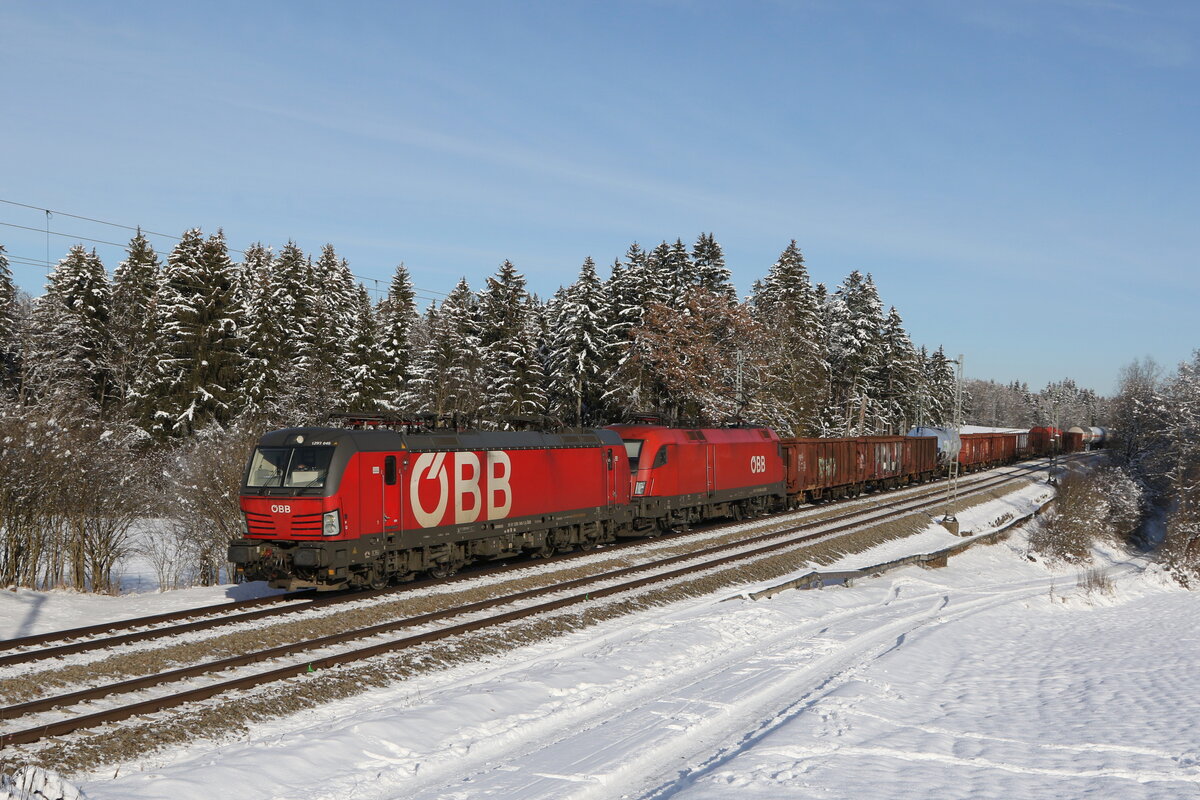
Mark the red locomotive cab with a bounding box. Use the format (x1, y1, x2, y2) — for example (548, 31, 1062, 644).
(239, 438, 351, 542)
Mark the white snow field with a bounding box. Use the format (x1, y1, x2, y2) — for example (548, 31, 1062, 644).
(5, 481, 1199, 800)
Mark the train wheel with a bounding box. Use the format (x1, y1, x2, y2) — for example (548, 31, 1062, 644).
(427, 562, 455, 579)
(368, 565, 388, 591)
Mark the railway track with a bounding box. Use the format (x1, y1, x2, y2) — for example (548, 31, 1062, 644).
(0, 459, 1061, 750)
(0, 454, 1070, 670)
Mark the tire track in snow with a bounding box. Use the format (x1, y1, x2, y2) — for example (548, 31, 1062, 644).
(386, 570, 1070, 800)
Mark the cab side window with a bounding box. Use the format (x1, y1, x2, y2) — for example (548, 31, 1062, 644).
(651, 446, 669, 468)
(384, 456, 397, 485)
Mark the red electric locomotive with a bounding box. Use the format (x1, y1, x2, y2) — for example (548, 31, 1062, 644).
(605, 424, 786, 532)
(229, 426, 631, 590)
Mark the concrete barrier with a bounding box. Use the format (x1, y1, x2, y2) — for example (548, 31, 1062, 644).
(739, 504, 1048, 602)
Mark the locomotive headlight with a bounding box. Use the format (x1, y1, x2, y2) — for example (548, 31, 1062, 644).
(322, 509, 341, 537)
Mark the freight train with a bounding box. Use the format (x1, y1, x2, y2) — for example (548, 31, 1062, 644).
(229, 420, 1108, 590)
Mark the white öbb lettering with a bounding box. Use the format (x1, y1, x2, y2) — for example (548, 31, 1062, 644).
(410, 451, 513, 529)
(749, 455, 767, 474)
(270, 504, 292, 514)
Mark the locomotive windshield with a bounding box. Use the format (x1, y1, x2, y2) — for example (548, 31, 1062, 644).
(245, 446, 335, 489)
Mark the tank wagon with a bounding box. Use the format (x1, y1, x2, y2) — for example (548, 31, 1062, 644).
(1065, 426, 1111, 451)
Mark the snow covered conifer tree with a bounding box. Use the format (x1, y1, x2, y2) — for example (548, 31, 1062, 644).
(308, 244, 358, 406)
(665, 237, 695, 304)
(110, 230, 162, 415)
(691, 232, 736, 301)
(376, 262, 419, 410)
(826, 270, 885, 434)
(236, 242, 284, 413)
(547, 256, 612, 425)
(922, 345, 957, 427)
(143, 228, 245, 436)
(408, 278, 484, 419)
(0, 243, 18, 394)
(750, 240, 828, 435)
(604, 245, 650, 393)
(478, 260, 546, 421)
(644, 241, 675, 308)
(876, 307, 922, 433)
(265, 241, 320, 420)
(343, 284, 388, 411)
(26, 245, 113, 416)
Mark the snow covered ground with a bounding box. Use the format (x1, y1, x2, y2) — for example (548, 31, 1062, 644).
(5, 479, 1199, 799)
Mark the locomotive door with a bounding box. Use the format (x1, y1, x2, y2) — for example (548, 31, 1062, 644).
(382, 454, 400, 535)
(705, 444, 716, 496)
(605, 446, 617, 507)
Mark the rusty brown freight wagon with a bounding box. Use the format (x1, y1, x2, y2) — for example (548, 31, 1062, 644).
(781, 435, 937, 505)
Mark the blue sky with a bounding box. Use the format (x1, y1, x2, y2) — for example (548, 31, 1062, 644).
(1, 0, 1196, 394)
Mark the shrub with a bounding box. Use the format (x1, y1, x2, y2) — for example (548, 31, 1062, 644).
(1029, 466, 1143, 563)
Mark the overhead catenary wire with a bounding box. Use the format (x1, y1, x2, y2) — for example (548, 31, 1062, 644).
(4, 246, 446, 305)
(0, 198, 451, 300)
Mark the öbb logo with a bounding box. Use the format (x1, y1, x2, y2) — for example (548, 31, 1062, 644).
(409, 451, 513, 528)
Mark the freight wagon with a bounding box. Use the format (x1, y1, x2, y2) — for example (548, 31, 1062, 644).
(780, 436, 938, 504)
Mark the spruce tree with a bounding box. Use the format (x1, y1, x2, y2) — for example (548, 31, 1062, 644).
(144, 229, 244, 436)
(308, 244, 359, 406)
(408, 278, 484, 419)
(665, 237, 695, 304)
(376, 262, 418, 410)
(0, 244, 18, 394)
(236, 243, 283, 413)
(267, 241, 319, 419)
(923, 345, 956, 427)
(691, 232, 736, 301)
(478, 260, 546, 420)
(644, 241, 674, 307)
(547, 256, 612, 425)
(827, 270, 885, 434)
(604, 245, 649, 393)
(26, 245, 113, 416)
(877, 307, 922, 433)
(750, 240, 828, 435)
(110, 230, 162, 415)
(343, 284, 388, 412)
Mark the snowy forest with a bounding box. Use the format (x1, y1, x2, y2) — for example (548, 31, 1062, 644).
(0, 231, 1101, 592)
